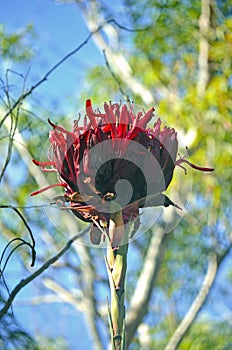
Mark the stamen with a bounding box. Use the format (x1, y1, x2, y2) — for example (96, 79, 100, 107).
(177, 163, 187, 175)
(137, 107, 155, 129)
(30, 183, 67, 196)
(48, 119, 76, 138)
(176, 158, 214, 172)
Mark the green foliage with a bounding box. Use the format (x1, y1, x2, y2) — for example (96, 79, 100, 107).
(80, 66, 124, 104)
(179, 321, 232, 350)
(35, 335, 69, 350)
(0, 24, 35, 62)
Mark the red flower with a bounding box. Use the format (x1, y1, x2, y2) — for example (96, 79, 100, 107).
(31, 100, 214, 246)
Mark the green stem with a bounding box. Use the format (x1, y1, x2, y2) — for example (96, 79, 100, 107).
(106, 208, 129, 350)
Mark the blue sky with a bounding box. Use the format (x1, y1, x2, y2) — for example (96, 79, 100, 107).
(0, 0, 103, 114)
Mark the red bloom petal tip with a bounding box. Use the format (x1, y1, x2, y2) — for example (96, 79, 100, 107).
(48, 119, 57, 129)
(32, 159, 40, 166)
(86, 99, 92, 108)
(30, 191, 39, 196)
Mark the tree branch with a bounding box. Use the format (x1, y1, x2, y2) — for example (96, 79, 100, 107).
(42, 278, 84, 309)
(78, 0, 156, 104)
(103, 49, 129, 101)
(164, 245, 231, 350)
(72, 243, 104, 350)
(126, 228, 167, 346)
(0, 226, 89, 318)
(197, 0, 214, 97)
(0, 205, 36, 268)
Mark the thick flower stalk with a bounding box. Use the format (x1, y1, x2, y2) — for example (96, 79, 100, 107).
(31, 99, 214, 348)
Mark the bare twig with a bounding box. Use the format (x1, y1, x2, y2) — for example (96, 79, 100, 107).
(0, 205, 36, 269)
(0, 226, 89, 318)
(0, 18, 151, 128)
(103, 49, 129, 101)
(0, 206, 35, 248)
(126, 228, 167, 346)
(0, 70, 29, 183)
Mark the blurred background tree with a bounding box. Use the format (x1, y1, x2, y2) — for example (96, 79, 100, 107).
(0, 0, 231, 349)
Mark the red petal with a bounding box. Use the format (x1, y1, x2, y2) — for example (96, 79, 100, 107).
(86, 99, 98, 128)
(137, 107, 155, 129)
(32, 159, 55, 167)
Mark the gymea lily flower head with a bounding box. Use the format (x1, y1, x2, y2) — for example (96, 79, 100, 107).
(31, 99, 214, 247)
